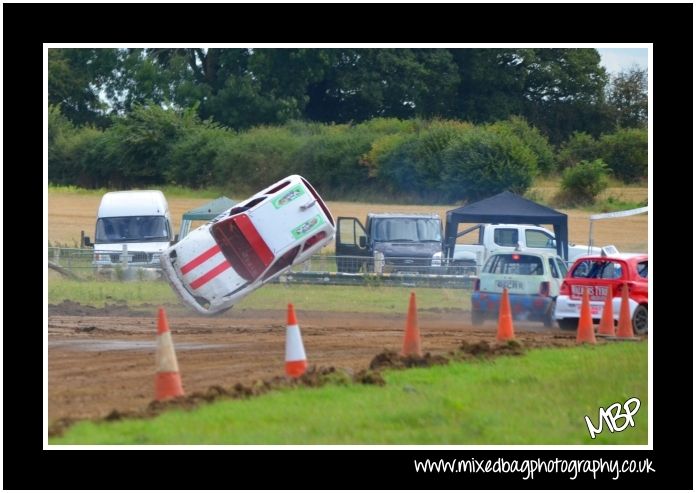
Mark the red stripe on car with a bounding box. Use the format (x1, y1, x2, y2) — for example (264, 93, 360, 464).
(190, 260, 231, 289)
(234, 214, 274, 267)
(181, 245, 221, 275)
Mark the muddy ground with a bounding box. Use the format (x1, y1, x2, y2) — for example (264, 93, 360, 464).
(47, 301, 598, 426)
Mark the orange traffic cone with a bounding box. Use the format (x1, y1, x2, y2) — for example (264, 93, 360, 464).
(285, 304, 308, 378)
(576, 288, 596, 344)
(616, 284, 635, 338)
(401, 292, 422, 357)
(597, 287, 616, 337)
(496, 288, 515, 342)
(155, 307, 184, 400)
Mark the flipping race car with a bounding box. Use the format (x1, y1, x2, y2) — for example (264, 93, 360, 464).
(160, 175, 335, 314)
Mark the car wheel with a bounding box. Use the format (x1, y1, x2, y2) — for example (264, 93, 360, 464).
(558, 318, 577, 331)
(471, 309, 485, 326)
(543, 300, 556, 328)
(632, 305, 648, 335)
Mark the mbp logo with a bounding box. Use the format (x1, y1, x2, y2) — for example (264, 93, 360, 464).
(584, 397, 641, 439)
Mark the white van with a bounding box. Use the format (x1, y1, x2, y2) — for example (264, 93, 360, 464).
(84, 190, 174, 270)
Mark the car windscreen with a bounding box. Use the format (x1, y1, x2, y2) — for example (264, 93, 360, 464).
(571, 259, 625, 279)
(373, 218, 442, 242)
(96, 216, 169, 242)
(484, 254, 543, 275)
(636, 260, 648, 278)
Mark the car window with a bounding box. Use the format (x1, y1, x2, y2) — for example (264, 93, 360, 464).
(526, 230, 555, 248)
(571, 260, 603, 278)
(482, 255, 496, 273)
(548, 258, 559, 278)
(262, 246, 301, 281)
(415, 219, 442, 241)
(599, 261, 623, 279)
(386, 220, 418, 241)
(493, 228, 518, 247)
(556, 258, 568, 278)
(636, 260, 648, 278)
(485, 254, 542, 275)
(338, 220, 358, 246)
(374, 218, 441, 242)
(96, 216, 169, 242)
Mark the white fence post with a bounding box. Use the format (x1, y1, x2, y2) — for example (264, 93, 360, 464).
(374, 251, 385, 274)
(122, 244, 129, 269)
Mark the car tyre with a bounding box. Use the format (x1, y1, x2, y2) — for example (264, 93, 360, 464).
(632, 304, 648, 335)
(558, 318, 577, 331)
(471, 309, 485, 326)
(543, 300, 556, 328)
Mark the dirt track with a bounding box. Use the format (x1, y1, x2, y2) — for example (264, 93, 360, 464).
(48, 301, 589, 424)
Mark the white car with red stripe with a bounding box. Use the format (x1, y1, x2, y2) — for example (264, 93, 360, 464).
(160, 175, 335, 314)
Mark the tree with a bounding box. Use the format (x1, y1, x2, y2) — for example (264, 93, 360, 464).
(449, 48, 612, 143)
(198, 48, 309, 128)
(48, 48, 118, 126)
(556, 131, 601, 169)
(99, 103, 201, 187)
(598, 128, 648, 182)
(449, 48, 530, 122)
(607, 66, 648, 128)
(305, 49, 460, 123)
(124, 48, 324, 129)
(49, 47, 616, 142)
(488, 116, 556, 175)
(558, 159, 610, 205)
(520, 48, 612, 143)
(441, 127, 538, 202)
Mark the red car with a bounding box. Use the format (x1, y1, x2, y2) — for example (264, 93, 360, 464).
(554, 254, 648, 334)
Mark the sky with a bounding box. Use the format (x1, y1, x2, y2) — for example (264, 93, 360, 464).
(596, 48, 649, 74)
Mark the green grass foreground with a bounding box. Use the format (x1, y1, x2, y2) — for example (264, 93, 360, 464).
(48, 279, 471, 313)
(50, 342, 647, 445)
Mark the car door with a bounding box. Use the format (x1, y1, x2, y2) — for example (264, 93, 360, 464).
(335, 217, 368, 272)
(524, 228, 558, 255)
(547, 256, 567, 296)
(336, 217, 368, 256)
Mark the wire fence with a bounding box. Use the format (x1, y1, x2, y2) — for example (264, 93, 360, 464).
(47, 247, 478, 288)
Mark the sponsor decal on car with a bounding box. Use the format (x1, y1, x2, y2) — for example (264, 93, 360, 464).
(272, 185, 305, 209)
(291, 215, 323, 239)
(495, 279, 523, 290)
(571, 285, 608, 301)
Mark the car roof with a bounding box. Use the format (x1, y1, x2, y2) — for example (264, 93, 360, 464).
(98, 190, 168, 217)
(367, 213, 440, 219)
(488, 250, 561, 259)
(481, 223, 548, 229)
(572, 253, 648, 263)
